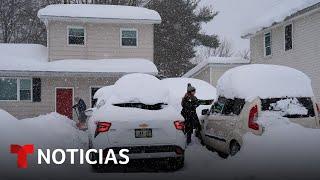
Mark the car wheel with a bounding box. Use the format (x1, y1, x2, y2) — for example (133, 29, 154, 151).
(167, 157, 184, 171)
(229, 141, 241, 156)
(217, 151, 229, 159)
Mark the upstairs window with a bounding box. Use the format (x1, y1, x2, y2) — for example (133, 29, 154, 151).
(121, 29, 138, 47)
(285, 24, 293, 51)
(264, 32, 272, 56)
(68, 27, 85, 45)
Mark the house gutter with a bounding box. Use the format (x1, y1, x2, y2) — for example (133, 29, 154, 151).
(0, 70, 157, 78)
(39, 16, 162, 25)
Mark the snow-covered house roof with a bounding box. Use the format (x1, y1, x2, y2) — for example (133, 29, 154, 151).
(217, 64, 314, 101)
(183, 57, 250, 78)
(242, 0, 320, 38)
(0, 43, 158, 76)
(38, 4, 161, 24)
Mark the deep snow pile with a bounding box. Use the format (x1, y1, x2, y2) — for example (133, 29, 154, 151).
(226, 111, 320, 176)
(243, 0, 320, 36)
(108, 73, 170, 105)
(0, 43, 158, 74)
(217, 64, 314, 101)
(0, 109, 87, 173)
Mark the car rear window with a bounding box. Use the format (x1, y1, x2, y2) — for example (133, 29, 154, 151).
(212, 97, 245, 116)
(262, 97, 315, 118)
(113, 103, 167, 110)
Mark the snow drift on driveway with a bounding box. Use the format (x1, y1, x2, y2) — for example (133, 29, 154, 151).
(226, 111, 320, 177)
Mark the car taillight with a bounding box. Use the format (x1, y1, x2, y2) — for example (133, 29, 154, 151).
(248, 105, 259, 131)
(94, 122, 112, 137)
(174, 121, 185, 131)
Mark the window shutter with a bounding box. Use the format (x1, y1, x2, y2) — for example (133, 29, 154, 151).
(32, 78, 41, 102)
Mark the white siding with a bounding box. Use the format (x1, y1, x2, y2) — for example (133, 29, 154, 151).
(48, 21, 154, 61)
(250, 10, 320, 101)
(0, 76, 118, 119)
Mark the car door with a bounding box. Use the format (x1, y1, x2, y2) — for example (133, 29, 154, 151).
(203, 100, 239, 152)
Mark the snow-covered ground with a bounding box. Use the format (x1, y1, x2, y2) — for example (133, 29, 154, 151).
(1, 108, 320, 180)
(0, 109, 88, 179)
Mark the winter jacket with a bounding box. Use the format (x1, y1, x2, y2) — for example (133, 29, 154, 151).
(73, 99, 87, 122)
(181, 93, 200, 131)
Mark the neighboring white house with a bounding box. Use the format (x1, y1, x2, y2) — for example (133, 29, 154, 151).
(0, 4, 161, 119)
(183, 57, 250, 87)
(242, 1, 320, 102)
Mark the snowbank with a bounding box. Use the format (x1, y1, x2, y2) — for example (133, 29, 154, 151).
(217, 64, 314, 101)
(226, 111, 320, 177)
(0, 109, 87, 174)
(38, 4, 161, 23)
(242, 0, 320, 37)
(0, 43, 158, 74)
(108, 73, 169, 105)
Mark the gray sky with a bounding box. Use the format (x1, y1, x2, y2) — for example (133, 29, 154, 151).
(200, 0, 315, 53)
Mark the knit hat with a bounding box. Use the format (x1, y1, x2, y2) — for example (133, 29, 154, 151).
(187, 83, 196, 92)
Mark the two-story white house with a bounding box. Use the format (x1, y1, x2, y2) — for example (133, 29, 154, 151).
(0, 4, 161, 119)
(242, 2, 320, 102)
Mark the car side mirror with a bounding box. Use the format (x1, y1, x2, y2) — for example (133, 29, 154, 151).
(85, 109, 94, 117)
(202, 109, 210, 116)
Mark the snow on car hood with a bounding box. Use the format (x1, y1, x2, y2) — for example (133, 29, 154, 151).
(217, 64, 314, 101)
(108, 73, 169, 105)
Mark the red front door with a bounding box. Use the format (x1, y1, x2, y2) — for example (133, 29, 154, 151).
(56, 88, 73, 119)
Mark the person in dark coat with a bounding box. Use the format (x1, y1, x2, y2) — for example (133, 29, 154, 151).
(181, 83, 200, 145)
(73, 97, 87, 130)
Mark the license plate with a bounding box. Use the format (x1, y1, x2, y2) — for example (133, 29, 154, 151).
(135, 129, 152, 138)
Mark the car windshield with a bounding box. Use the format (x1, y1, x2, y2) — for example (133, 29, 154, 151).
(261, 97, 315, 118)
(211, 97, 245, 116)
(113, 103, 168, 110)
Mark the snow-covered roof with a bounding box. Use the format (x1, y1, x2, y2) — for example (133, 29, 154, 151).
(0, 43, 158, 75)
(183, 57, 250, 78)
(242, 0, 320, 38)
(217, 64, 314, 101)
(38, 4, 161, 24)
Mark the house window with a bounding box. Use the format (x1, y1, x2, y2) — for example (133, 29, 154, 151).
(121, 29, 138, 47)
(285, 24, 293, 51)
(68, 27, 85, 45)
(0, 78, 32, 101)
(0, 78, 17, 100)
(264, 32, 272, 56)
(20, 79, 32, 101)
